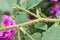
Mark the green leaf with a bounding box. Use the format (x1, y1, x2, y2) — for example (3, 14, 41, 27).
(0, 11, 2, 24)
(0, 0, 17, 12)
(28, 26, 36, 33)
(20, 0, 27, 9)
(32, 32, 41, 40)
(25, 32, 41, 40)
(16, 12, 29, 24)
(42, 25, 60, 40)
(25, 36, 31, 40)
(56, 12, 60, 18)
(34, 22, 48, 30)
(20, 0, 41, 9)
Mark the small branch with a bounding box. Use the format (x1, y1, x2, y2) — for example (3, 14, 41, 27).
(0, 25, 17, 31)
(20, 27, 35, 40)
(14, 4, 39, 18)
(19, 18, 60, 26)
(36, 7, 41, 17)
(0, 18, 60, 31)
(17, 26, 21, 40)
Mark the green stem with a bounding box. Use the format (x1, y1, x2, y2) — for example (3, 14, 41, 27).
(17, 27, 21, 40)
(36, 7, 41, 17)
(20, 27, 35, 40)
(14, 4, 39, 18)
(0, 18, 60, 31)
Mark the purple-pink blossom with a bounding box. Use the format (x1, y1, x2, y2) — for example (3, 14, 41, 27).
(28, 15, 34, 20)
(0, 15, 17, 40)
(50, 0, 60, 16)
(28, 14, 35, 20)
(2, 15, 16, 26)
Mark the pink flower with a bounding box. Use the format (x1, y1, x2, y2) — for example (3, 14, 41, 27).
(2, 15, 16, 26)
(28, 15, 35, 20)
(50, 0, 60, 16)
(0, 15, 17, 40)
